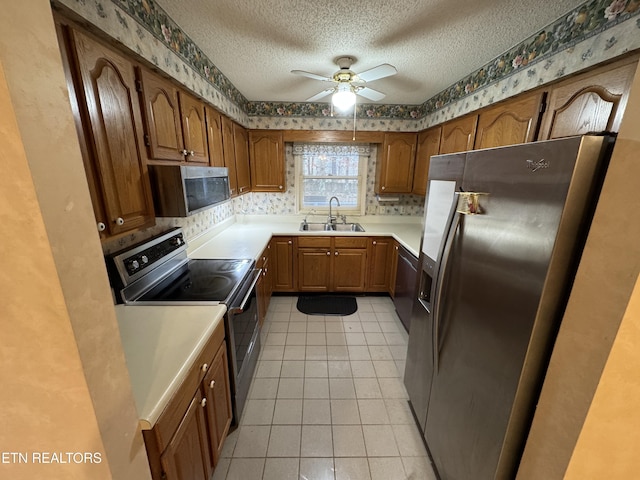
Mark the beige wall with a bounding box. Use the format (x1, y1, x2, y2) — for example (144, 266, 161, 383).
(564, 273, 640, 478)
(0, 61, 111, 479)
(0, 1, 150, 479)
(517, 61, 640, 479)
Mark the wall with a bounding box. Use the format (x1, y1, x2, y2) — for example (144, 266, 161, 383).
(0, 2, 151, 479)
(563, 274, 640, 479)
(516, 59, 640, 480)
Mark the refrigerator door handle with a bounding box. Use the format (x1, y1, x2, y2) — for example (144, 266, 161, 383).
(432, 211, 462, 373)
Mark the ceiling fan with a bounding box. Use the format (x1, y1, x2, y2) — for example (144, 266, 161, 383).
(291, 56, 397, 111)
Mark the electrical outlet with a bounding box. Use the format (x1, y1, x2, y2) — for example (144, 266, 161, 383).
(378, 206, 386, 214)
(400, 206, 406, 214)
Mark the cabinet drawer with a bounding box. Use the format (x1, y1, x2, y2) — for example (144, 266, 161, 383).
(153, 320, 225, 452)
(298, 236, 331, 248)
(334, 237, 368, 249)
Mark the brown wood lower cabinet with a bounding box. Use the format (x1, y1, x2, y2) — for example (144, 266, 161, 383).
(296, 236, 386, 293)
(367, 237, 394, 292)
(143, 321, 231, 480)
(272, 236, 295, 292)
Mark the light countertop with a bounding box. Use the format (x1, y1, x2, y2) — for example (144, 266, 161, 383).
(188, 215, 423, 261)
(115, 304, 226, 430)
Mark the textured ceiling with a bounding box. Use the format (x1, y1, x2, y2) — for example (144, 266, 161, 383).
(156, 0, 587, 105)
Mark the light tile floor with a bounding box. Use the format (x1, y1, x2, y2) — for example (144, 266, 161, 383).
(213, 295, 438, 480)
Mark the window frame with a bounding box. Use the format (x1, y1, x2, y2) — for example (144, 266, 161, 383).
(294, 143, 369, 216)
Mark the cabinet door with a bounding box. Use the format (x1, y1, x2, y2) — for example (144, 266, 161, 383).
(439, 114, 478, 154)
(205, 106, 225, 168)
(233, 122, 251, 194)
(221, 115, 238, 196)
(538, 56, 638, 140)
(474, 91, 545, 149)
(412, 126, 442, 196)
(178, 92, 209, 164)
(249, 130, 285, 192)
(137, 68, 184, 162)
(332, 248, 367, 292)
(202, 344, 233, 466)
(160, 391, 211, 480)
(376, 132, 417, 194)
(367, 238, 392, 292)
(68, 29, 154, 236)
(298, 249, 331, 292)
(272, 237, 294, 291)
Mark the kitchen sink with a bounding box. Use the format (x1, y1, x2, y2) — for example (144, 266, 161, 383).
(299, 222, 365, 232)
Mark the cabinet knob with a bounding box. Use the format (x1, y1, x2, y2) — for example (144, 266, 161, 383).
(97, 222, 106, 232)
(201, 363, 208, 372)
(395, 246, 399, 250)
(372, 241, 377, 245)
(278, 185, 283, 190)
(209, 380, 215, 389)
(288, 240, 292, 245)
(115, 217, 125, 226)
(335, 251, 339, 256)
(181, 149, 188, 156)
(326, 251, 330, 256)
(201, 398, 207, 407)
(382, 186, 386, 190)
(189, 150, 195, 156)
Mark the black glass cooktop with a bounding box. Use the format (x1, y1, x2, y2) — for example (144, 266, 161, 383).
(138, 258, 253, 304)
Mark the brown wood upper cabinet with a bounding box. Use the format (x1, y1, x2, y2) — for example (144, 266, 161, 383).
(439, 114, 478, 154)
(412, 126, 442, 196)
(249, 130, 285, 192)
(220, 115, 239, 196)
(61, 26, 155, 237)
(205, 106, 225, 168)
(137, 68, 209, 164)
(233, 122, 251, 195)
(538, 55, 638, 140)
(375, 132, 417, 194)
(474, 91, 545, 149)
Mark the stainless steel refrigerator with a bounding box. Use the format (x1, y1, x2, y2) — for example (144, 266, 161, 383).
(404, 135, 613, 480)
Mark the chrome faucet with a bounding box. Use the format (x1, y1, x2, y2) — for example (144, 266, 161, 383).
(328, 196, 340, 225)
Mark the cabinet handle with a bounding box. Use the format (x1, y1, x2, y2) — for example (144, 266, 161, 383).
(201, 363, 208, 372)
(209, 380, 215, 389)
(372, 241, 377, 245)
(97, 222, 106, 232)
(201, 398, 207, 407)
(115, 217, 125, 226)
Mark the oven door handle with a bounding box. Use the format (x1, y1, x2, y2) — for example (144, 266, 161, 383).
(228, 268, 262, 315)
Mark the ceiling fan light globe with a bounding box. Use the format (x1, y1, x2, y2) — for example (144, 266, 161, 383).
(332, 90, 356, 111)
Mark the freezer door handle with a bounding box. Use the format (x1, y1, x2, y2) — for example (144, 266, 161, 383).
(432, 212, 461, 373)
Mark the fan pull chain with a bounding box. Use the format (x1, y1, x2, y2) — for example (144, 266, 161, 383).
(352, 100, 357, 141)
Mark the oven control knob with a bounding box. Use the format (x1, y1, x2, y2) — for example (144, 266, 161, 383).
(141, 255, 149, 264)
(171, 237, 183, 247)
(131, 260, 139, 270)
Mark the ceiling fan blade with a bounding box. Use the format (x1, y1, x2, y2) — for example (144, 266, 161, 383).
(306, 88, 335, 102)
(291, 69, 331, 82)
(356, 64, 397, 82)
(357, 87, 386, 101)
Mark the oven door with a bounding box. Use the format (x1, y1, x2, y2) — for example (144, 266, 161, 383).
(225, 268, 261, 423)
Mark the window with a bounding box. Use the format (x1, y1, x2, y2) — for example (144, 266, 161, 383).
(294, 143, 370, 215)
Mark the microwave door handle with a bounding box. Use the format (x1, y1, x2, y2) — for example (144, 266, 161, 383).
(432, 212, 461, 374)
(228, 269, 262, 314)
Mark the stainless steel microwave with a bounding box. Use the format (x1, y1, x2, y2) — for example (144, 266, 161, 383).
(148, 165, 230, 217)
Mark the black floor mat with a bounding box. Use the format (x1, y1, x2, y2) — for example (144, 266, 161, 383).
(296, 295, 358, 316)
